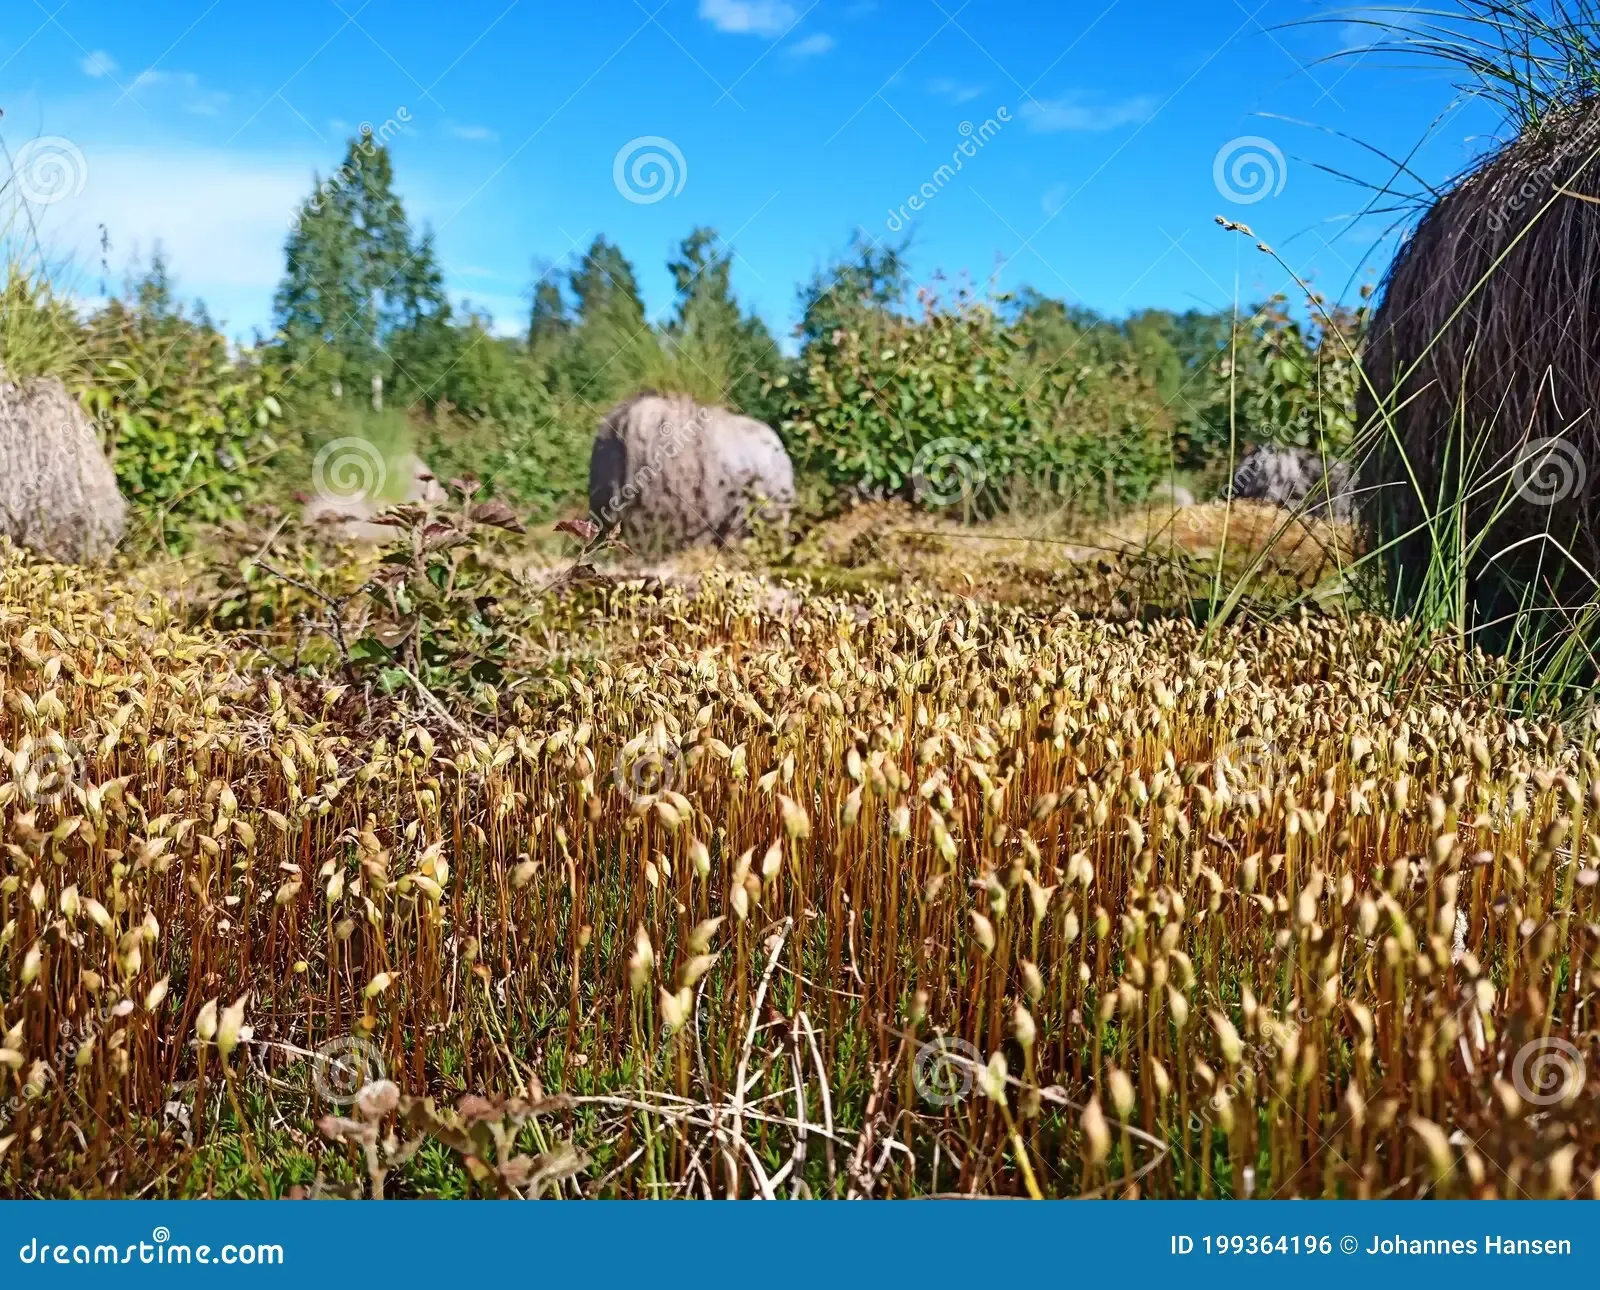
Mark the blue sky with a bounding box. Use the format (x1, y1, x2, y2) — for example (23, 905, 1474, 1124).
(0, 0, 1504, 343)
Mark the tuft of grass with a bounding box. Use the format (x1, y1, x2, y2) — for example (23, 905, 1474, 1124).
(1334, 1, 1600, 131)
(0, 258, 84, 386)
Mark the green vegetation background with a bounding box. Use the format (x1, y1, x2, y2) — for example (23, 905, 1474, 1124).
(1, 134, 1367, 549)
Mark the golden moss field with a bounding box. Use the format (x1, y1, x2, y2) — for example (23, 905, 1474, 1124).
(0, 515, 1595, 1199)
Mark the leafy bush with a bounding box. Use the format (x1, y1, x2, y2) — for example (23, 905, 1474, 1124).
(1009, 295, 1177, 503)
(0, 254, 281, 542)
(777, 293, 1023, 498)
(1210, 293, 1369, 458)
(419, 374, 592, 524)
(79, 278, 283, 536)
(774, 287, 1174, 512)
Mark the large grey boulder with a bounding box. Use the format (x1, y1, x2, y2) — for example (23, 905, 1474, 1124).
(589, 393, 794, 553)
(1224, 445, 1355, 523)
(0, 367, 125, 562)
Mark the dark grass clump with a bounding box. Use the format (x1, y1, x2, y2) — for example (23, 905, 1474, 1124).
(1359, 94, 1600, 640)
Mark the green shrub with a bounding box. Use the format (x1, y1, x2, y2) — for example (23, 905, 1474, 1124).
(773, 288, 1174, 512)
(1009, 296, 1177, 504)
(418, 354, 591, 521)
(74, 261, 282, 539)
(1210, 293, 1368, 458)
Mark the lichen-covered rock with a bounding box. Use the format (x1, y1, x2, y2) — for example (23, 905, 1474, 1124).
(1225, 445, 1354, 523)
(588, 393, 794, 553)
(0, 367, 125, 562)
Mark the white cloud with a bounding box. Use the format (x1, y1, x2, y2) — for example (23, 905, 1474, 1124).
(125, 68, 229, 117)
(1042, 181, 1069, 216)
(929, 78, 983, 104)
(34, 147, 315, 331)
(130, 68, 183, 90)
(1021, 94, 1157, 132)
(81, 50, 118, 79)
(187, 91, 231, 116)
(449, 123, 499, 142)
(787, 32, 835, 58)
(699, 0, 797, 38)
(28, 147, 530, 339)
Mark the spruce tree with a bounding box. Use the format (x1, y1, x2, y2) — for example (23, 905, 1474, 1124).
(566, 236, 651, 401)
(527, 277, 570, 348)
(273, 133, 455, 406)
(667, 227, 782, 418)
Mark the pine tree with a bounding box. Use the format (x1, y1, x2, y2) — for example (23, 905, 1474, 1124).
(527, 276, 570, 348)
(570, 236, 645, 331)
(666, 227, 782, 418)
(273, 133, 454, 405)
(565, 236, 652, 401)
(386, 227, 459, 406)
